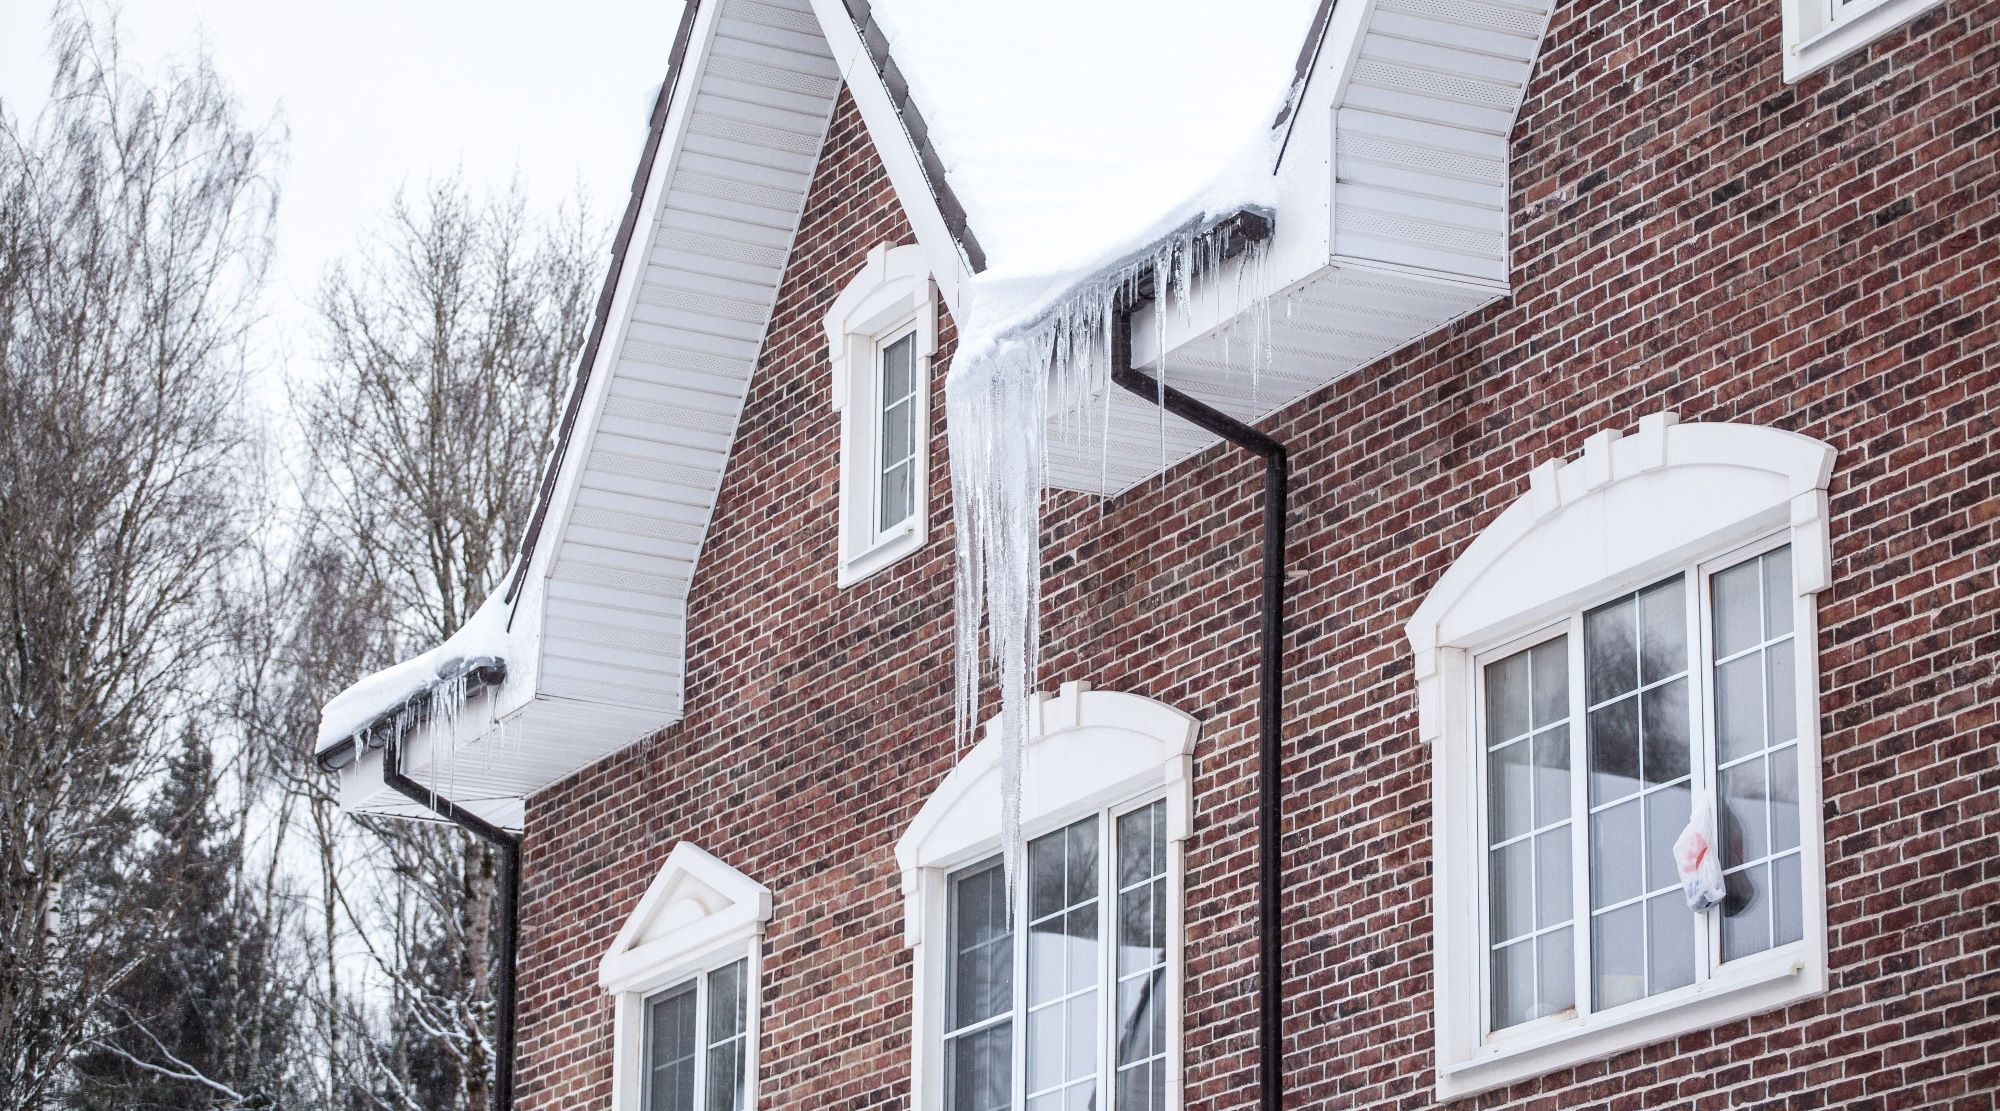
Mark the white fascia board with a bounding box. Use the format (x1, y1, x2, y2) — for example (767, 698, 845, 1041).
(803, 0, 975, 320)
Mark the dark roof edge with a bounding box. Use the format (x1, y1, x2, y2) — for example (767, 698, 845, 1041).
(838, 0, 989, 274)
(1271, 0, 1340, 154)
(501, 0, 705, 615)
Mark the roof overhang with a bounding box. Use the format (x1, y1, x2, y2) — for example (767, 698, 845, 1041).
(323, 0, 845, 826)
(320, 0, 1558, 826)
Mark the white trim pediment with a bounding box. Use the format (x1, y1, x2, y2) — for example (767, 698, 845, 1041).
(825, 242, 938, 413)
(599, 842, 773, 998)
(896, 682, 1197, 904)
(1405, 413, 1836, 744)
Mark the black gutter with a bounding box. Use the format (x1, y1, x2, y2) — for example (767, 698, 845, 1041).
(313, 658, 506, 774)
(1108, 238, 1288, 1111)
(382, 732, 523, 1111)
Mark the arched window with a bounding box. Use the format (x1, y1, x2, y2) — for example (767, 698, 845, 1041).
(1406, 413, 1836, 1098)
(897, 682, 1199, 1111)
(599, 843, 772, 1111)
(824, 242, 938, 585)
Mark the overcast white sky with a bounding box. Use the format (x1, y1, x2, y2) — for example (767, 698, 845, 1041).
(0, 0, 687, 386)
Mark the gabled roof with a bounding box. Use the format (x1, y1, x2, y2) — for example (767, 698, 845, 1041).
(317, 0, 1559, 822)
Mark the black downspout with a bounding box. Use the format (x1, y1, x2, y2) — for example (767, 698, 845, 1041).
(382, 736, 522, 1111)
(1110, 309, 1289, 1111)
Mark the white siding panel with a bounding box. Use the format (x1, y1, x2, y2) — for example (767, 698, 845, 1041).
(512, 0, 838, 791)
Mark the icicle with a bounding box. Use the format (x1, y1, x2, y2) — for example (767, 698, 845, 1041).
(946, 212, 1274, 912)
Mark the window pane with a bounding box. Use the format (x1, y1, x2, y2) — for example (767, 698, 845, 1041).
(1589, 799, 1642, 910)
(946, 1024, 1012, 1111)
(1773, 854, 1805, 947)
(883, 398, 916, 460)
(1530, 637, 1568, 728)
(1585, 598, 1637, 705)
(1713, 559, 1763, 657)
(1537, 927, 1575, 1015)
(1488, 739, 1532, 843)
(1720, 757, 1771, 866)
(1637, 575, 1687, 684)
(642, 985, 699, 1111)
(1646, 892, 1697, 993)
(879, 459, 914, 532)
(1643, 784, 1692, 892)
(707, 960, 745, 1042)
(949, 862, 1011, 1029)
(1592, 902, 1645, 1011)
(1770, 744, 1801, 853)
(1534, 830, 1570, 929)
(1640, 678, 1690, 786)
(1766, 640, 1798, 744)
(1490, 837, 1535, 943)
(705, 1039, 745, 1111)
(1714, 654, 1765, 765)
(1485, 650, 1529, 744)
(1721, 863, 1771, 961)
(1116, 803, 1169, 1111)
(1490, 940, 1535, 1030)
(1532, 726, 1570, 828)
(1587, 698, 1640, 806)
(882, 332, 916, 399)
(1067, 821, 1100, 904)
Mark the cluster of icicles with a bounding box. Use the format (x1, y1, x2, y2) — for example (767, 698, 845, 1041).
(945, 212, 1275, 895)
(371, 661, 516, 805)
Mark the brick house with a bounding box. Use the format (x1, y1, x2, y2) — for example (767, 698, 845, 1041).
(313, 0, 2000, 1107)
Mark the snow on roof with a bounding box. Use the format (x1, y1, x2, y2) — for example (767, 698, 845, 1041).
(314, 591, 512, 755)
(867, 0, 1322, 336)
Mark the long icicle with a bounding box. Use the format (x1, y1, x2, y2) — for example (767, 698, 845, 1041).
(945, 212, 1272, 910)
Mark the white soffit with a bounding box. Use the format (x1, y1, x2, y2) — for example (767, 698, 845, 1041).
(337, 0, 841, 822)
(1042, 0, 1554, 495)
(529, 0, 840, 748)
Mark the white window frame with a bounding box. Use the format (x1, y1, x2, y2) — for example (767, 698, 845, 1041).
(897, 682, 1200, 1111)
(600, 842, 772, 1111)
(824, 242, 938, 586)
(1779, 0, 1940, 81)
(1406, 413, 1837, 1100)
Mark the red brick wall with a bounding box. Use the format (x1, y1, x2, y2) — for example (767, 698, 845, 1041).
(516, 0, 2000, 1104)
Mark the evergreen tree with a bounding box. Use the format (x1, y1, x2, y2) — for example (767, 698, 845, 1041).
(65, 731, 300, 1109)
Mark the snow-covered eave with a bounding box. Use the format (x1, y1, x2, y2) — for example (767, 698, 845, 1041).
(313, 657, 508, 774)
(315, 0, 850, 816)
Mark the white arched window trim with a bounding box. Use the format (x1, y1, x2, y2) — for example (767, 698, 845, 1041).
(1406, 413, 1836, 1099)
(825, 242, 938, 586)
(897, 682, 1199, 1111)
(599, 842, 772, 1111)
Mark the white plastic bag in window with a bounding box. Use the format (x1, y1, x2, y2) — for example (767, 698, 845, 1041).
(1674, 802, 1727, 911)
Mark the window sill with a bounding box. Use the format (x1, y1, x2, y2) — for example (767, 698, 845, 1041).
(837, 522, 924, 587)
(1437, 945, 1825, 1101)
(1784, 0, 1942, 82)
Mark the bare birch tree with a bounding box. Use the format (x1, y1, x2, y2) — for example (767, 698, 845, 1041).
(0, 7, 279, 1107)
(297, 180, 595, 1109)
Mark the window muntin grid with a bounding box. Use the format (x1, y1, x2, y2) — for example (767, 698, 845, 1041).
(943, 800, 1169, 1111)
(876, 331, 919, 537)
(1710, 547, 1806, 960)
(1481, 635, 1574, 1031)
(1476, 543, 1806, 1042)
(642, 958, 750, 1111)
